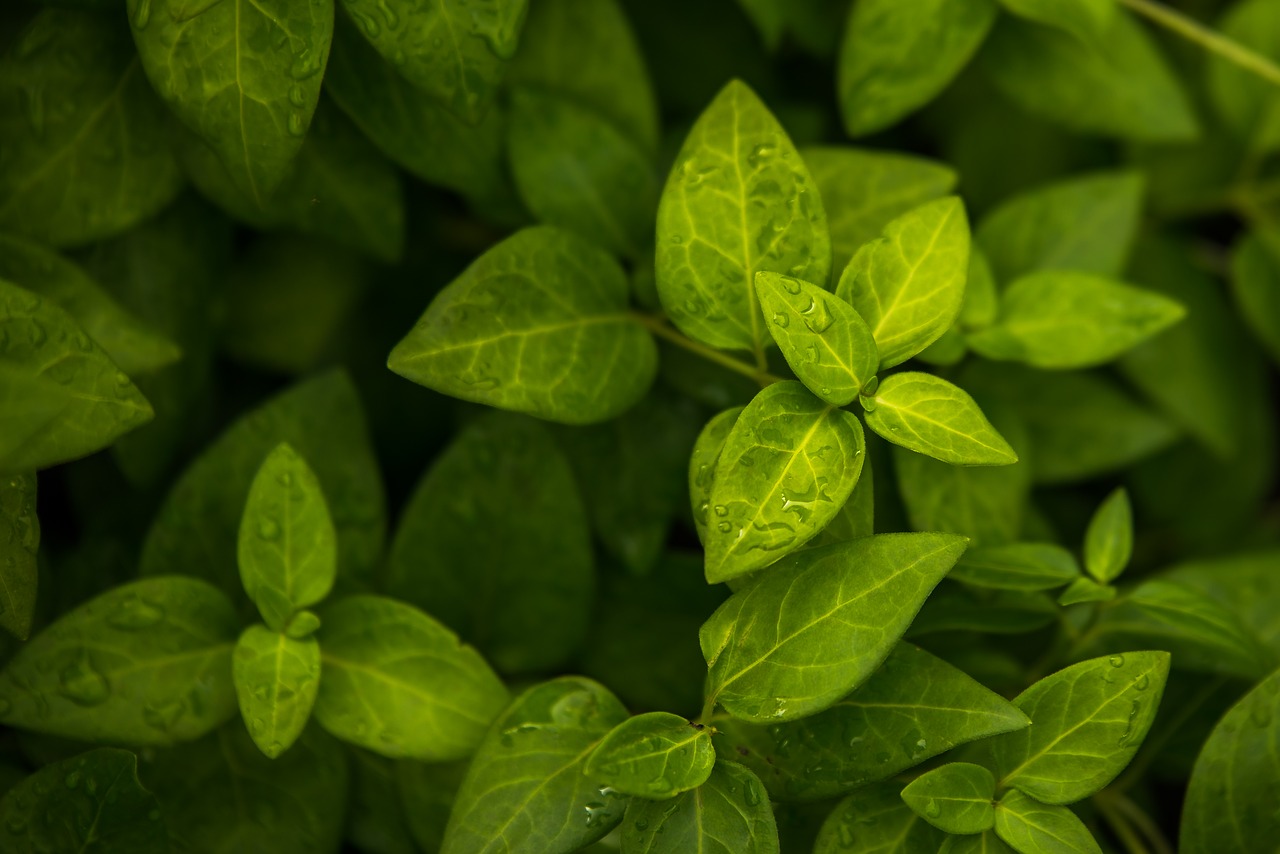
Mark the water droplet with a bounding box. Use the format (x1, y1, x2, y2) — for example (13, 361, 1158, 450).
(1133, 673, 1150, 691)
(58, 658, 110, 706)
(713, 505, 728, 517)
(114, 371, 130, 387)
(143, 700, 185, 732)
(277, 470, 294, 487)
(288, 85, 306, 108)
(287, 112, 306, 137)
(717, 521, 732, 533)
(258, 519, 281, 541)
(772, 312, 790, 328)
(801, 297, 833, 333)
(635, 818, 650, 832)
(289, 50, 322, 80)
(742, 780, 761, 806)
(131, 0, 152, 29)
(377, 0, 400, 27)
(925, 799, 941, 818)
(107, 595, 165, 630)
(748, 143, 777, 167)
(352, 11, 380, 37)
(64, 771, 80, 789)
(1109, 655, 1125, 667)
(780, 276, 802, 295)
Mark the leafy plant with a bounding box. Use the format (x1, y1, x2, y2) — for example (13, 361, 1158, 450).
(0, 0, 1277, 852)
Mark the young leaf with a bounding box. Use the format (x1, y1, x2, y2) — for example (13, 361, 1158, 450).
(622, 761, 779, 853)
(996, 0, 1113, 45)
(703, 382, 866, 583)
(0, 748, 166, 853)
(0, 472, 38, 640)
(1206, 0, 1280, 154)
(700, 533, 967, 722)
(314, 595, 509, 761)
(0, 10, 182, 246)
(814, 782, 946, 853)
(837, 0, 998, 136)
(583, 711, 714, 799)
(689, 406, 744, 545)
(950, 543, 1080, 592)
(441, 677, 630, 854)
(1083, 488, 1131, 584)
(836, 197, 970, 368)
(131, 0, 333, 206)
(987, 651, 1170, 804)
(0, 576, 239, 745)
(232, 625, 320, 760)
(238, 443, 337, 630)
(864, 373, 1018, 466)
(1056, 577, 1115, 605)
(994, 790, 1102, 854)
(388, 226, 656, 424)
(755, 272, 878, 405)
(1231, 230, 1280, 367)
(901, 762, 997, 834)
(655, 79, 830, 355)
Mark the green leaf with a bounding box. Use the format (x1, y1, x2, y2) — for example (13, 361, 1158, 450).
(996, 0, 1113, 44)
(836, 197, 970, 368)
(703, 382, 866, 583)
(0, 472, 39, 640)
(1167, 549, 1280, 663)
(814, 782, 946, 853)
(802, 146, 957, 273)
(950, 543, 1080, 592)
(336, 0, 526, 124)
(131, 0, 333, 206)
(690, 407, 745, 546)
(655, 79, 830, 355)
(507, 87, 657, 258)
(315, 595, 509, 761)
(713, 643, 1030, 802)
(1083, 487, 1131, 584)
(1056, 574, 1115, 607)
(1179, 666, 1280, 854)
(864, 372, 1017, 466)
(621, 761, 779, 853)
(238, 442, 337, 630)
(701, 533, 967, 722)
(0, 748, 166, 853)
(755, 273, 878, 405)
(397, 758, 468, 854)
(837, 0, 998, 136)
(901, 762, 996, 834)
(810, 451, 875, 547)
(441, 677, 630, 854)
(994, 790, 1101, 854)
(389, 226, 656, 424)
(0, 576, 238, 745)
(736, 0, 787, 50)
(1231, 230, 1280, 367)
(232, 624, 320, 759)
(961, 248, 1000, 330)
(1206, 0, 1280, 154)
(345, 748, 420, 854)
(911, 587, 1058, 637)
(0, 11, 182, 247)
(583, 711, 714, 798)
(987, 651, 1170, 804)
(285, 610, 321, 639)
(974, 171, 1144, 283)
(940, 831, 1017, 854)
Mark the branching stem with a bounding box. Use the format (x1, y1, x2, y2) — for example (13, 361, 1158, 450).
(633, 313, 785, 388)
(1120, 0, 1280, 89)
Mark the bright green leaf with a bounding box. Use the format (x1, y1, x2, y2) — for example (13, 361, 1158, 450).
(814, 782, 946, 853)
(689, 406, 744, 546)
(232, 624, 321, 759)
(0, 472, 38, 640)
(901, 762, 996, 834)
(940, 831, 1017, 854)
(996, 0, 1114, 44)
(1056, 577, 1116, 606)
(622, 761, 779, 853)
(865, 372, 1017, 466)
(1083, 487, 1131, 584)
(810, 451, 875, 547)
(994, 790, 1101, 854)
(584, 711, 714, 799)
(950, 543, 1080, 592)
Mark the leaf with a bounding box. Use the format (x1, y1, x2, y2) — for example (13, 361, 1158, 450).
(996, 0, 1113, 44)
(1167, 549, 1280, 663)
(345, 749, 419, 854)
(837, 0, 998, 136)
(336, 0, 526, 124)
(441, 677, 630, 854)
(621, 761, 779, 853)
(1231, 229, 1280, 367)
(231, 625, 319, 760)
(703, 381, 866, 583)
(131, 0, 333, 206)
(968, 271, 1185, 369)
(583, 711, 714, 799)
(755, 273, 878, 405)
(910, 587, 1058, 637)
(950, 543, 1080, 592)
(387, 412, 593, 672)
(0, 576, 238, 745)
(655, 79, 830, 355)
(507, 86, 657, 258)
(397, 759, 468, 854)
(689, 406, 745, 546)
(1179, 667, 1280, 854)
(0, 10, 182, 247)
(974, 171, 1144, 283)
(901, 762, 996, 834)
(993, 790, 1101, 854)
(0, 234, 181, 376)
(1206, 0, 1280, 154)
(801, 146, 957, 273)
(314, 595, 509, 761)
(736, 0, 787, 50)
(986, 651, 1170, 804)
(810, 451, 875, 547)
(1058, 576, 1116, 606)
(864, 372, 1017, 466)
(0, 472, 39, 640)
(814, 782, 946, 853)
(0, 748, 167, 853)
(140, 370, 386, 603)
(238, 442, 337, 630)
(388, 226, 656, 424)
(713, 643, 1030, 802)
(1083, 488, 1131, 584)
(836, 197, 970, 368)
(940, 831, 1017, 854)
(701, 533, 967, 722)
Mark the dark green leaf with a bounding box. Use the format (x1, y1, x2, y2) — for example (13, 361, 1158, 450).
(814, 781, 946, 853)
(940, 831, 1017, 854)
(397, 759, 467, 854)
(621, 761, 779, 853)
(993, 790, 1101, 854)
(584, 711, 714, 798)
(1206, 0, 1280, 154)
(232, 625, 320, 759)
(345, 748, 418, 854)
(1231, 229, 1280, 367)
(1056, 577, 1115, 606)
(0, 472, 38, 640)
(1167, 549, 1280, 663)
(900, 762, 996, 834)
(996, 0, 1113, 43)
(910, 587, 1059, 636)
(865, 372, 1017, 466)
(950, 543, 1079, 592)
(1083, 488, 1131, 584)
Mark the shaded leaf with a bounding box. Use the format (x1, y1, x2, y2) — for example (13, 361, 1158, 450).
(1083, 488, 1131, 584)
(0, 472, 39, 640)
(900, 762, 996, 834)
(950, 543, 1079, 592)
(621, 761, 779, 853)
(997, 0, 1113, 43)
(814, 781, 946, 853)
(232, 625, 320, 759)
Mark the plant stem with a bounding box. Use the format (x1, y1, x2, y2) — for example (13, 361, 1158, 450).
(1094, 793, 1152, 854)
(1109, 793, 1175, 854)
(1119, 0, 1280, 89)
(632, 313, 785, 387)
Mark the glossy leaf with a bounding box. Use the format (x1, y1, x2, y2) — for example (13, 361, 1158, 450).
(987, 652, 1170, 804)
(442, 677, 630, 854)
(703, 381, 865, 583)
(994, 790, 1101, 854)
(131, 0, 333, 205)
(1056, 577, 1115, 606)
(836, 197, 970, 368)
(864, 372, 1017, 466)
(621, 761, 779, 854)
(0, 576, 238, 745)
(0, 472, 39, 640)
(700, 533, 967, 722)
(689, 406, 744, 546)
(810, 451, 875, 547)
(901, 762, 996, 834)
(997, 0, 1113, 44)
(584, 711, 714, 799)
(1083, 488, 1131, 584)
(1206, 0, 1280, 153)
(950, 543, 1079, 592)
(1231, 230, 1280, 367)
(755, 272, 878, 405)
(389, 226, 656, 424)
(315, 595, 509, 761)
(233, 624, 320, 759)
(814, 782, 946, 853)
(655, 80, 830, 354)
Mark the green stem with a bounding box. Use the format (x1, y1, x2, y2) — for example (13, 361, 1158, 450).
(1108, 793, 1175, 854)
(1094, 793, 1151, 854)
(633, 313, 785, 387)
(1119, 0, 1280, 89)
(698, 695, 718, 727)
